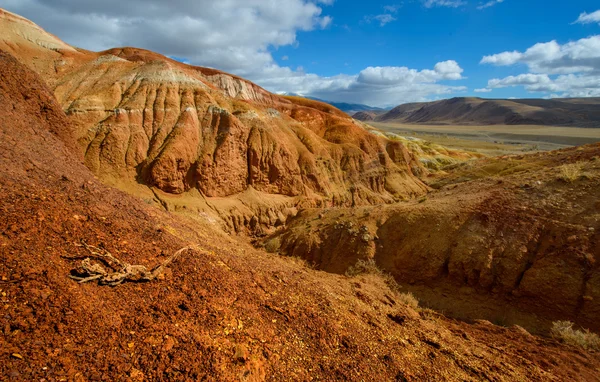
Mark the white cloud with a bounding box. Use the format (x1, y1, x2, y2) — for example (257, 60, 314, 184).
(365, 13, 397, 26)
(356, 61, 464, 85)
(364, 5, 399, 27)
(254, 61, 467, 106)
(488, 74, 553, 88)
(481, 34, 600, 98)
(481, 36, 600, 74)
(574, 10, 600, 25)
(383, 5, 401, 13)
(481, 51, 522, 65)
(434, 60, 465, 79)
(422, 0, 467, 8)
(282, 55, 290, 61)
(486, 73, 600, 97)
(2, 0, 334, 77)
(477, 0, 504, 10)
(474, 88, 492, 93)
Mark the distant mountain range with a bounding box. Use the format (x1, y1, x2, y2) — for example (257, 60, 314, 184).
(353, 97, 600, 127)
(280, 93, 389, 114)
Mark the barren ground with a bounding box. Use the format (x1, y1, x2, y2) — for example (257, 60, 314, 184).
(372, 122, 600, 155)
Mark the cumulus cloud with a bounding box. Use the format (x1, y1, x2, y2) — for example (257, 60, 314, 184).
(3, 0, 333, 77)
(481, 51, 521, 65)
(2, 0, 467, 106)
(422, 0, 467, 8)
(486, 73, 600, 97)
(481, 36, 600, 74)
(259, 61, 467, 105)
(474, 88, 492, 93)
(357, 60, 464, 84)
(574, 10, 600, 25)
(482, 35, 600, 97)
(477, 0, 504, 10)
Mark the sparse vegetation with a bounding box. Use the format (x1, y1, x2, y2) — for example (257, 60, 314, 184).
(558, 162, 585, 182)
(346, 258, 419, 309)
(551, 321, 600, 351)
(397, 291, 420, 310)
(264, 236, 281, 253)
(345, 258, 381, 276)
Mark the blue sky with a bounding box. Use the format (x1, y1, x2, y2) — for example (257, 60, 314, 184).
(275, 0, 600, 104)
(3, 0, 600, 106)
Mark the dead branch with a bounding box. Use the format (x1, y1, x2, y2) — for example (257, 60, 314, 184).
(67, 241, 194, 286)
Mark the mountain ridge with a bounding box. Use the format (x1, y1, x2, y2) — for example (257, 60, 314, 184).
(279, 92, 389, 114)
(354, 96, 600, 127)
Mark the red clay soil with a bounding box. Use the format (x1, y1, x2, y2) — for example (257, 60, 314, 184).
(1, 51, 600, 381)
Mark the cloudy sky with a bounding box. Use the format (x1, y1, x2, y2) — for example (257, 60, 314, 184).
(2, 0, 600, 106)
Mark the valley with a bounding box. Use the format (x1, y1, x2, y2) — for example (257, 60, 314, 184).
(372, 122, 600, 155)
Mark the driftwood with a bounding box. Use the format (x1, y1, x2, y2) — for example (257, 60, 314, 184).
(66, 241, 193, 286)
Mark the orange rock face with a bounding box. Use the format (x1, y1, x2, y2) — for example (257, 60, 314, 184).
(0, 11, 429, 232)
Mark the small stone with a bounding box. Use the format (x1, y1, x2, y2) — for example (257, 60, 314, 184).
(130, 368, 144, 381)
(162, 336, 175, 352)
(234, 344, 248, 363)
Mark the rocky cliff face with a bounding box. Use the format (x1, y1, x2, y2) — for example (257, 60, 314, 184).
(0, 12, 432, 233)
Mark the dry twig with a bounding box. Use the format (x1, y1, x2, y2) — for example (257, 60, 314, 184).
(67, 241, 193, 286)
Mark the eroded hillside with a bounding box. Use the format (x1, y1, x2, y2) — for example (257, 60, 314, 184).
(0, 8, 475, 236)
(268, 145, 600, 334)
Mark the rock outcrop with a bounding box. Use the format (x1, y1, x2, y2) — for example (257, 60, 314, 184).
(0, 10, 433, 233)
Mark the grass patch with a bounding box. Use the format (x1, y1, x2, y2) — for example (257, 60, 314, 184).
(551, 321, 600, 351)
(346, 258, 419, 309)
(558, 163, 585, 183)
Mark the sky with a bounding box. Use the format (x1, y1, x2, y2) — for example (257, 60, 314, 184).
(2, 0, 600, 107)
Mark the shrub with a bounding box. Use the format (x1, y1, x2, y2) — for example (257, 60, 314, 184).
(551, 321, 600, 351)
(558, 163, 584, 182)
(397, 291, 419, 310)
(345, 258, 381, 277)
